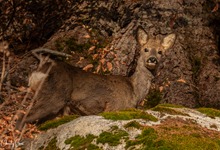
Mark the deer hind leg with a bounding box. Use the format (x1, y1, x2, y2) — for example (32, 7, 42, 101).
(69, 98, 106, 115)
(15, 96, 65, 130)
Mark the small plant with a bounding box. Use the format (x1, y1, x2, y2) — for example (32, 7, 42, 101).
(38, 115, 78, 131)
(145, 89, 162, 108)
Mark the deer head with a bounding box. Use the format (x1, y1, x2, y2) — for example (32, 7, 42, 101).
(137, 28, 176, 70)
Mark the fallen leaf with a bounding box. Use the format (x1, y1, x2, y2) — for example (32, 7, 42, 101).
(212, 3, 219, 12)
(92, 54, 99, 60)
(159, 86, 164, 92)
(83, 64, 93, 71)
(88, 46, 96, 54)
(177, 79, 186, 83)
(83, 34, 91, 39)
(107, 62, 113, 71)
(96, 64, 101, 73)
(100, 58, 106, 64)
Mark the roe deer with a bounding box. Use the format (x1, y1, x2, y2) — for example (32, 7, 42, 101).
(16, 27, 176, 130)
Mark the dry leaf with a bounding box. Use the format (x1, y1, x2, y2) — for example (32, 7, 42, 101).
(92, 54, 99, 60)
(96, 64, 101, 73)
(177, 79, 186, 83)
(107, 62, 113, 71)
(83, 34, 91, 39)
(83, 64, 93, 71)
(76, 57, 84, 64)
(18, 86, 27, 92)
(159, 86, 164, 92)
(100, 58, 106, 64)
(88, 46, 96, 54)
(3, 116, 11, 121)
(212, 3, 219, 12)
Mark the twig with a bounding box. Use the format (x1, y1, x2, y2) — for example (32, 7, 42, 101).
(0, 53, 6, 92)
(31, 47, 72, 59)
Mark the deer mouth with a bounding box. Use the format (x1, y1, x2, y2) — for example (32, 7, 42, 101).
(146, 57, 158, 70)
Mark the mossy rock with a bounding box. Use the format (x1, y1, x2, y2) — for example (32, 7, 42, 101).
(197, 108, 220, 118)
(100, 109, 158, 122)
(38, 115, 79, 131)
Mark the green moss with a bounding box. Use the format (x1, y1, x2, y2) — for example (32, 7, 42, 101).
(126, 128, 172, 149)
(65, 134, 99, 150)
(97, 129, 129, 146)
(151, 105, 187, 116)
(39, 138, 60, 150)
(126, 125, 220, 150)
(38, 115, 78, 131)
(100, 109, 158, 122)
(197, 108, 220, 118)
(167, 134, 220, 150)
(145, 89, 162, 108)
(124, 121, 143, 129)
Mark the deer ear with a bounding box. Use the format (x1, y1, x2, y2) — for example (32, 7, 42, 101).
(137, 27, 148, 45)
(162, 33, 176, 50)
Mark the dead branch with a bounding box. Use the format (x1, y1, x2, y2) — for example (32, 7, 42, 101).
(31, 48, 72, 60)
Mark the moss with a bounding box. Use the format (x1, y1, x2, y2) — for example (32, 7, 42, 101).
(151, 105, 188, 116)
(65, 134, 99, 150)
(145, 89, 162, 108)
(100, 109, 158, 122)
(39, 138, 60, 150)
(97, 129, 129, 146)
(38, 115, 78, 131)
(197, 107, 220, 118)
(126, 122, 220, 150)
(126, 128, 172, 149)
(124, 121, 143, 129)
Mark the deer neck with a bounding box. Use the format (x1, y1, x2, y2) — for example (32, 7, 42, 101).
(130, 56, 154, 102)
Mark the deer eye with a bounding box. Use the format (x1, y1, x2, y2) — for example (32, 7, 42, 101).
(144, 48, 149, 52)
(158, 51, 162, 54)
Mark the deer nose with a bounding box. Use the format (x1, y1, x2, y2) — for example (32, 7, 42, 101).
(148, 57, 158, 63)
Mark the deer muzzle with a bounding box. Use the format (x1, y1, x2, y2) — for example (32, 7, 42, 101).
(146, 56, 158, 70)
